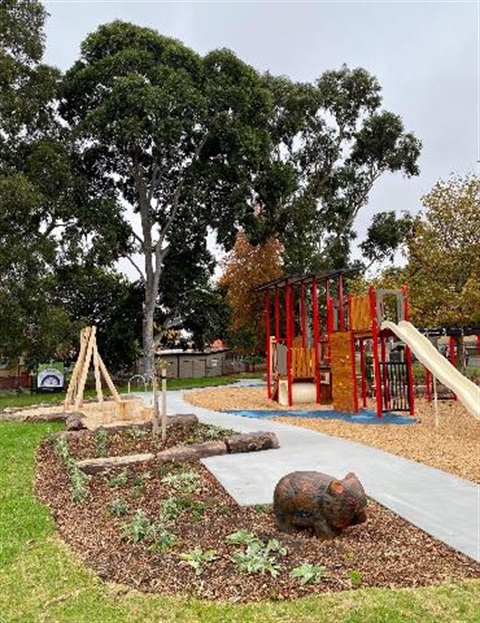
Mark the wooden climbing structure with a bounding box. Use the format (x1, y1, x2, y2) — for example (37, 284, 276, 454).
(64, 326, 121, 412)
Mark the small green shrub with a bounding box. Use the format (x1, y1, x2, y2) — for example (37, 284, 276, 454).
(121, 509, 151, 544)
(162, 468, 200, 494)
(347, 569, 363, 587)
(106, 469, 130, 488)
(179, 548, 218, 575)
(120, 510, 177, 552)
(160, 497, 206, 523)
(129, 425, 148, 439)
(108, 498, 129, 516)
(70, 466, 90, 502)
(229, 532, 287, 578)
(94, 429, 107, 458)
(53, 435, 90, 502)
(253, 504, 272, 514)
(226, 530, 259, 546)
(290, 563, 328, 585)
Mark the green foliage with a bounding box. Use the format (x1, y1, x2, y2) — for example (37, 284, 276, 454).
(226, 529, 259, 547)
(360, 211, 413, 268)
(290, 563, 329, 585)
(106, 468, 130, 488)
(179, 548, 218, 576)
(161, 468, 201, 494)
(120, 509, 177, 552)
(120, 509, 151, 544)
(348, 569, 364, 587)
(53, 435, 90, 502)
(129, 425, 148, 439)
(405, 175, 480, 328)
(253, 504, 272, 514)
(94, 428, 107, 458)
(228, 531, 287, 577)
(108, 498, 129, 517)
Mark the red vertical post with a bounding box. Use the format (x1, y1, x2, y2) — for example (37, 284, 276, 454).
(369, 285, 383, 418)
(285, 282, 293, 406)
(274, 287, 280, 341)
(300, 281, 307, 349)
(338, 274, 345, 332)
(402, 285, 415, 416)
(265, 292, 272, 399)
(477, 333, 480, 356)
(326, 279, 333, 334)
(449, 334, 457, 401)
(359, 338, 367, 408)
(312, 277, 321, 404)
(347, 294, 359, 413)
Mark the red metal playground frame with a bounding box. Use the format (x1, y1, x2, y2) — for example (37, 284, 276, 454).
(257, 272, 415, 418)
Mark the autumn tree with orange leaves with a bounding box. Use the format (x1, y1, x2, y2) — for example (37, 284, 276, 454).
(220, 232, 283, 355)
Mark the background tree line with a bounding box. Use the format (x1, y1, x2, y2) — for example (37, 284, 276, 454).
(2, 0, 475, 374)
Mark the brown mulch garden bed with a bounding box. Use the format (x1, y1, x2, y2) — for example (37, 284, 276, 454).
(35, 426, 480, 603)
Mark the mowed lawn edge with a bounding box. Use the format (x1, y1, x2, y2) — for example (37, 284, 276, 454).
(0, 421, 479, 623)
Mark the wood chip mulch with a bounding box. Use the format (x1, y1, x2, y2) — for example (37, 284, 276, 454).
(35, 428, 480, 603)
(186, 388, 480, 484)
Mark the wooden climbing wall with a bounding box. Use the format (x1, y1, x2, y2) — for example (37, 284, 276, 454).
(329, 332, 357, 413)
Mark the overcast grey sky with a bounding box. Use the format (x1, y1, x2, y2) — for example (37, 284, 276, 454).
(42, 0, 479, 266)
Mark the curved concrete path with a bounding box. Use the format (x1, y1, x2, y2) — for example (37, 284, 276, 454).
(137, 387, 480, 563)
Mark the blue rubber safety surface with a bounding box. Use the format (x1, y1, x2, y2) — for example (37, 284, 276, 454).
(222, 408, 416, 425)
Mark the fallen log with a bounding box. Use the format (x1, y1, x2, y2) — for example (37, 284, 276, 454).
(77, 453, 155, 475)
(66, 412, 88, 431)
(226, 431, 279, 454)
(156, 441, 227, 463)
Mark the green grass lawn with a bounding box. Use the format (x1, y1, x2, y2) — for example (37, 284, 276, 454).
(0, 375, 243, 412)
(0, 422, 479, 622)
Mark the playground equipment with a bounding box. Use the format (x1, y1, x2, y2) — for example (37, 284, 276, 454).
(258, 272, 480, 419)
(65, 326, 149, 423)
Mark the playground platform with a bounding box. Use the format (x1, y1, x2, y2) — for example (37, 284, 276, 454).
(135, 387, 480, 563)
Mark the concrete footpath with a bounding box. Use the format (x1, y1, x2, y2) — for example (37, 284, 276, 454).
(137, 388, 480, 563)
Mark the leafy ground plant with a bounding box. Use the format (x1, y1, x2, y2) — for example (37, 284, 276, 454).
(120, 510, 177, 552)
(108, 498, 130, 516)
(95, 429, 107, 458)
(228, 531, 287, 578)
(161, 468, 200, 494)
(179, 549, 218, 575)
(290, 563, 329, 585)
(106, 468, 130, 488)
(348, 569, 363, 587)
(53, 435, 90, 502)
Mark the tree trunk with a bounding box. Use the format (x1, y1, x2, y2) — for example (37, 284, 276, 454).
(143, 289, 155, 380)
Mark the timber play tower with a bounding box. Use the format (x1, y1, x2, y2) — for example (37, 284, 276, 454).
(257, 270, 480, 420)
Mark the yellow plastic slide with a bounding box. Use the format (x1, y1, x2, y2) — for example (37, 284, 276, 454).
(381, 320, 480, 420)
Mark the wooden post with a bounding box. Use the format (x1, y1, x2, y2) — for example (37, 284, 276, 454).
(92, 341, 104, 404)
(64, 327, 90, 410)
(338, 274, 345, 332)
(74, 327, 97, 411)
(160, 360, 167, 443)
(152, 364, 159, 442)
(96, 355, 121, 401)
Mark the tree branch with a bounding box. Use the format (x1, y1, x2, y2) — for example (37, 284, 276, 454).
(124, 254, 146, 284)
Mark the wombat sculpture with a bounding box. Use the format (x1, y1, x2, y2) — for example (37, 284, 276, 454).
(273, 471, 367, 540)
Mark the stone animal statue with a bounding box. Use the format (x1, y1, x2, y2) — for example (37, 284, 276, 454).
(273, 471, 367, 540)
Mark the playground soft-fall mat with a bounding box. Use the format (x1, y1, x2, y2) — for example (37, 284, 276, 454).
(222, 409, 415, 424)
